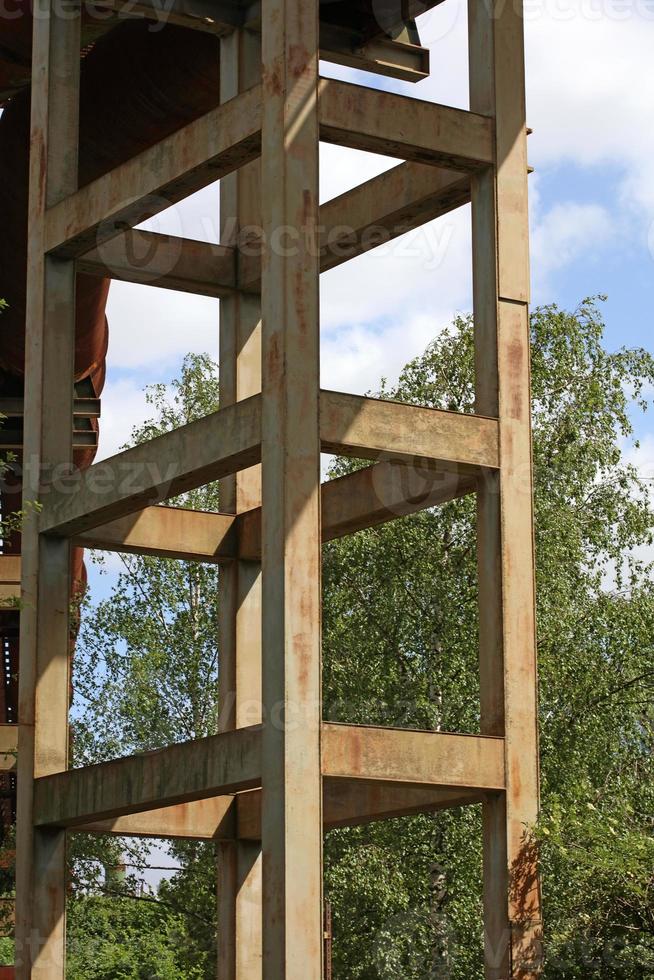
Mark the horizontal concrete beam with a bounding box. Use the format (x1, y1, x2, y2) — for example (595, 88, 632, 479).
(318, 78, 494, 172)
(322, 781, 486, 831)
(318, 461, 476, 540)
(320, 391, 500, 475)
(239, 462, 475, 560)
(75, 506, 239, 562)
(239, 161, 471, 289)
(317, 161, 470, 277)
(40, 394, 261, 537)
(76, 462, 476, 562)
(77, 796, 237, 841)
(45, 393, 489, 540)
(39, 723, 502, 831)
(77, 782, 485, 841)
(80, 162, 470, 295)
(78, 233, 238, 299)
(236, 780, 487, 840)
(45, 84, 262, 258)
(34, 726, 262, 829)
(49, 79, 486, 260)
(322, 724, 505, 792)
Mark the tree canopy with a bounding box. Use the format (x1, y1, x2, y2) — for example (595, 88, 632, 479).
(69, 300, 654, 978)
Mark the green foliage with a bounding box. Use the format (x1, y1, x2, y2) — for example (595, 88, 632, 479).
(326, 810, 484, 979)
(0, 937, 13, 966)
(67, 894, 199, 979)
(71, 304, 654, 978)
(68, 354, 220, 979)
(322, 300, 654, 978)
(536, 789, 654, 976)
(73, 353, 222, 763)
(157, 842, 219, 978)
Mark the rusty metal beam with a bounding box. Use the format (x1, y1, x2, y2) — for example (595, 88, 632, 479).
(76, 782, 485, 841)
(45, 83, 263, 258)
(239, 463, 476, 560)
(320, 391, 499, 475)
(319, 24, 430, 82)
(0, 425, 97, 452)
(33, 726, 262, 829)
(320, 463, 476, 539)
(74, 796, 238, 841)
(0, 397, 101, 417)
(469, 1, 543, 976)
(70, 722, 505, 840)
(322, 724, 505, 791)
(259, 0, 323, 974)
(64, 723, 501, 837)
(74, 461, 475, 564)
(270, 2, 438, 79)
(319, 78, 495, 172)
(45, 723, 505, 832)
(78, 232, 238, 298)
(14, 0, 541, 971)
(239, 160, 471, 289)
(217, 24, 264, 980)
(15, 2, 80, 975)
(73, 506, 238, 562)
(238, 781, 488, 841)
(47, 79, 488, 262)
(323, 781, 486, 830)
(39, 394, 261, 537)
(317, 162, 470, 276)
(80, 161, 469, 295)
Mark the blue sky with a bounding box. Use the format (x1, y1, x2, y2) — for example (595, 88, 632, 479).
(89, 0, 654, 574)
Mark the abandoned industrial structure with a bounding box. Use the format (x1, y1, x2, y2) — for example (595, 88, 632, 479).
(0, 0, 542, 975)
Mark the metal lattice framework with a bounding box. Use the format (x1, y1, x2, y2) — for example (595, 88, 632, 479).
(15, 0, 542, 976)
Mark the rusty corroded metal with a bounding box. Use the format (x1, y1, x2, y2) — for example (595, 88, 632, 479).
(14, 0, 541, 976)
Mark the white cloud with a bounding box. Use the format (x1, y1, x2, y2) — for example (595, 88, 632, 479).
(410, 0, 654, 217)
(100, 0, 653, 412)
(321, 207, 471, 329)
(603, 433, 654, 585)
(95, 376, 152, 461)
(531, 192, 614, 291)
(320, 143, 398, 202)
(624, 432, 654, 483)
(320, 208, 472, 390)
(524, 2, 654, 212)
(322, 311, 451, 395)
(139, 182, 221, 243)
(104, 282, 219, 372)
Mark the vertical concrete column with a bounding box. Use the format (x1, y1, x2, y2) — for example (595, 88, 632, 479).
(15, 1, 80, 976)
(468, 0, 543, 976)
(260, 0, 323, 976)
(218, 25, 263, 980)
